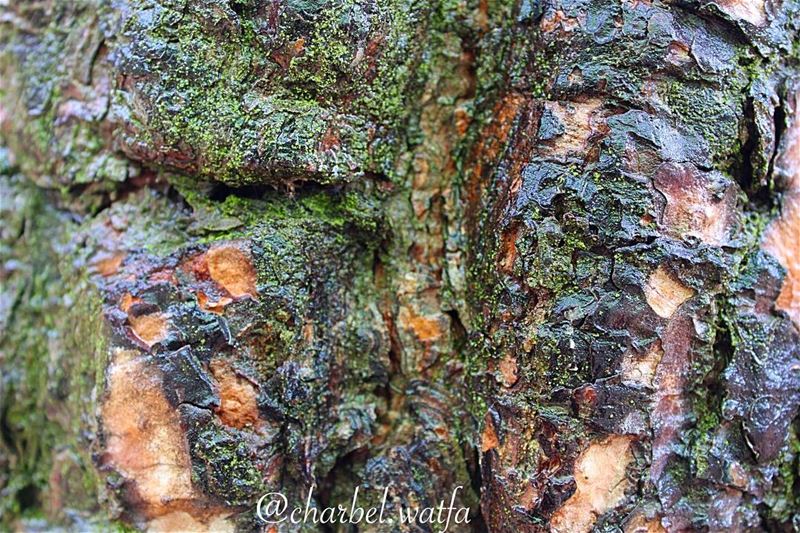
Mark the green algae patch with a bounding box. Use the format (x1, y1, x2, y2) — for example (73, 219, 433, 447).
(0, 172, 113, 528)
(109, 0, 441, 187)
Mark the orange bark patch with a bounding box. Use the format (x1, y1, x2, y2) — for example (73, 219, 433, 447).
(101, 349, 195, 518)
(644, 265, 694, 318)
(499, 225, 519, 272)
(209, 360, 261, 430)
(197, 291, 233, 314)
(762, 90, 800, 329)
(270, 37, 306, 69)
(517, 483, 539, 511)
(624, 512, 666, 533)
(129, 312, 169, 347)
(481, 417, 500, 452)
(148, 512, 235, 533)
(715, 0, 767, 26)
(454, 105, 471, 136)
(764, 203, 800, 327)
(498, 354, 519, 387)
(181, 251, 211, 280)
(550, 435, 635, 533)
(319, 126, 341, 152)
(653, 163, 736, 246)
(399, 308, 445, 343)
(119, 293, 141, 313)
(540, 9, 580, 33)
(149, 268, 178, 284)
(206, 245, 258, 298)
(92, 251, 126, 276)
(465, 93, 526, 209)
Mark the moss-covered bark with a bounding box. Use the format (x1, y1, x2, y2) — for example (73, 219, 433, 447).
(464, 1, 800, 530)
(1, 0, 798, 531)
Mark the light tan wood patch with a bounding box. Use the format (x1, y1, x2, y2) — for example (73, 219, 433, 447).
(498, 354, 519, 387)
(399, 307, 445, 343)
(210, 360, 261, 430)
(550, 435, 635, 533)
(102, 349, 195, 518)
(715, 0, 766, 26)
(764, 204, 800, 328)
(644, 266, 694, 318)
(119, 293, 141, 313)
(129, 312, 169, 347)
(206, 245, 258, 298)
(481, 417, 500, 453)
(624, 512, 666, 533)
(621, 342, 664, 387)
(148, 511, 235, 533)
(539, 99, 607, 157)
(93, 251, 126, 277)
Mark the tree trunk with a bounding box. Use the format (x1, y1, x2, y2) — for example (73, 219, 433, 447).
(1, 0, 798, 531)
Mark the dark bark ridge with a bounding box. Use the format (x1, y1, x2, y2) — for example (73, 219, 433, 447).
(465, 0, 800, 531)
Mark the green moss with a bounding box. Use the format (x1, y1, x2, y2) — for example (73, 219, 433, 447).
(108, 0, 452, 186)
(657, 78, 746, 168)
(689, 399, 720, 478)
(762, 430, 800, 520)
(0, 174, 110, 528)
(0, 5, 132, 202)
(190, 423, 265, 505)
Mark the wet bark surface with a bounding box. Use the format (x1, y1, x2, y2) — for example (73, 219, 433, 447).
(1, 0, 799, 531)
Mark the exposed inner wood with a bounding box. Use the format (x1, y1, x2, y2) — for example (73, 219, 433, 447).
(550, 435, 635, 533)
(653, 163, 735, 246)
(481, 416, 500, 453)
(92, 251, 126, 277)
(498, 353, 519, 387)
(621, 342, 664, 388)
(209, 359, 262, 431)
(102, 349, 233, 529)
(624, 512, 667, 533)
(538, 99, 607, 158)
(128, 312, 169, 347)
(205, 245, 258, 299)
(644, 265, 695, 318)
(101, 349, 196, 517)
(147, 512, 235, 533)
(715, 0, 767, 26)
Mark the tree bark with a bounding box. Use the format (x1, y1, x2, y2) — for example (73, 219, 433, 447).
(1, 0, 798, 531)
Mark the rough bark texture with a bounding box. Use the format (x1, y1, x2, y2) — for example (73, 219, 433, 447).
(0, 0, 798, 531)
